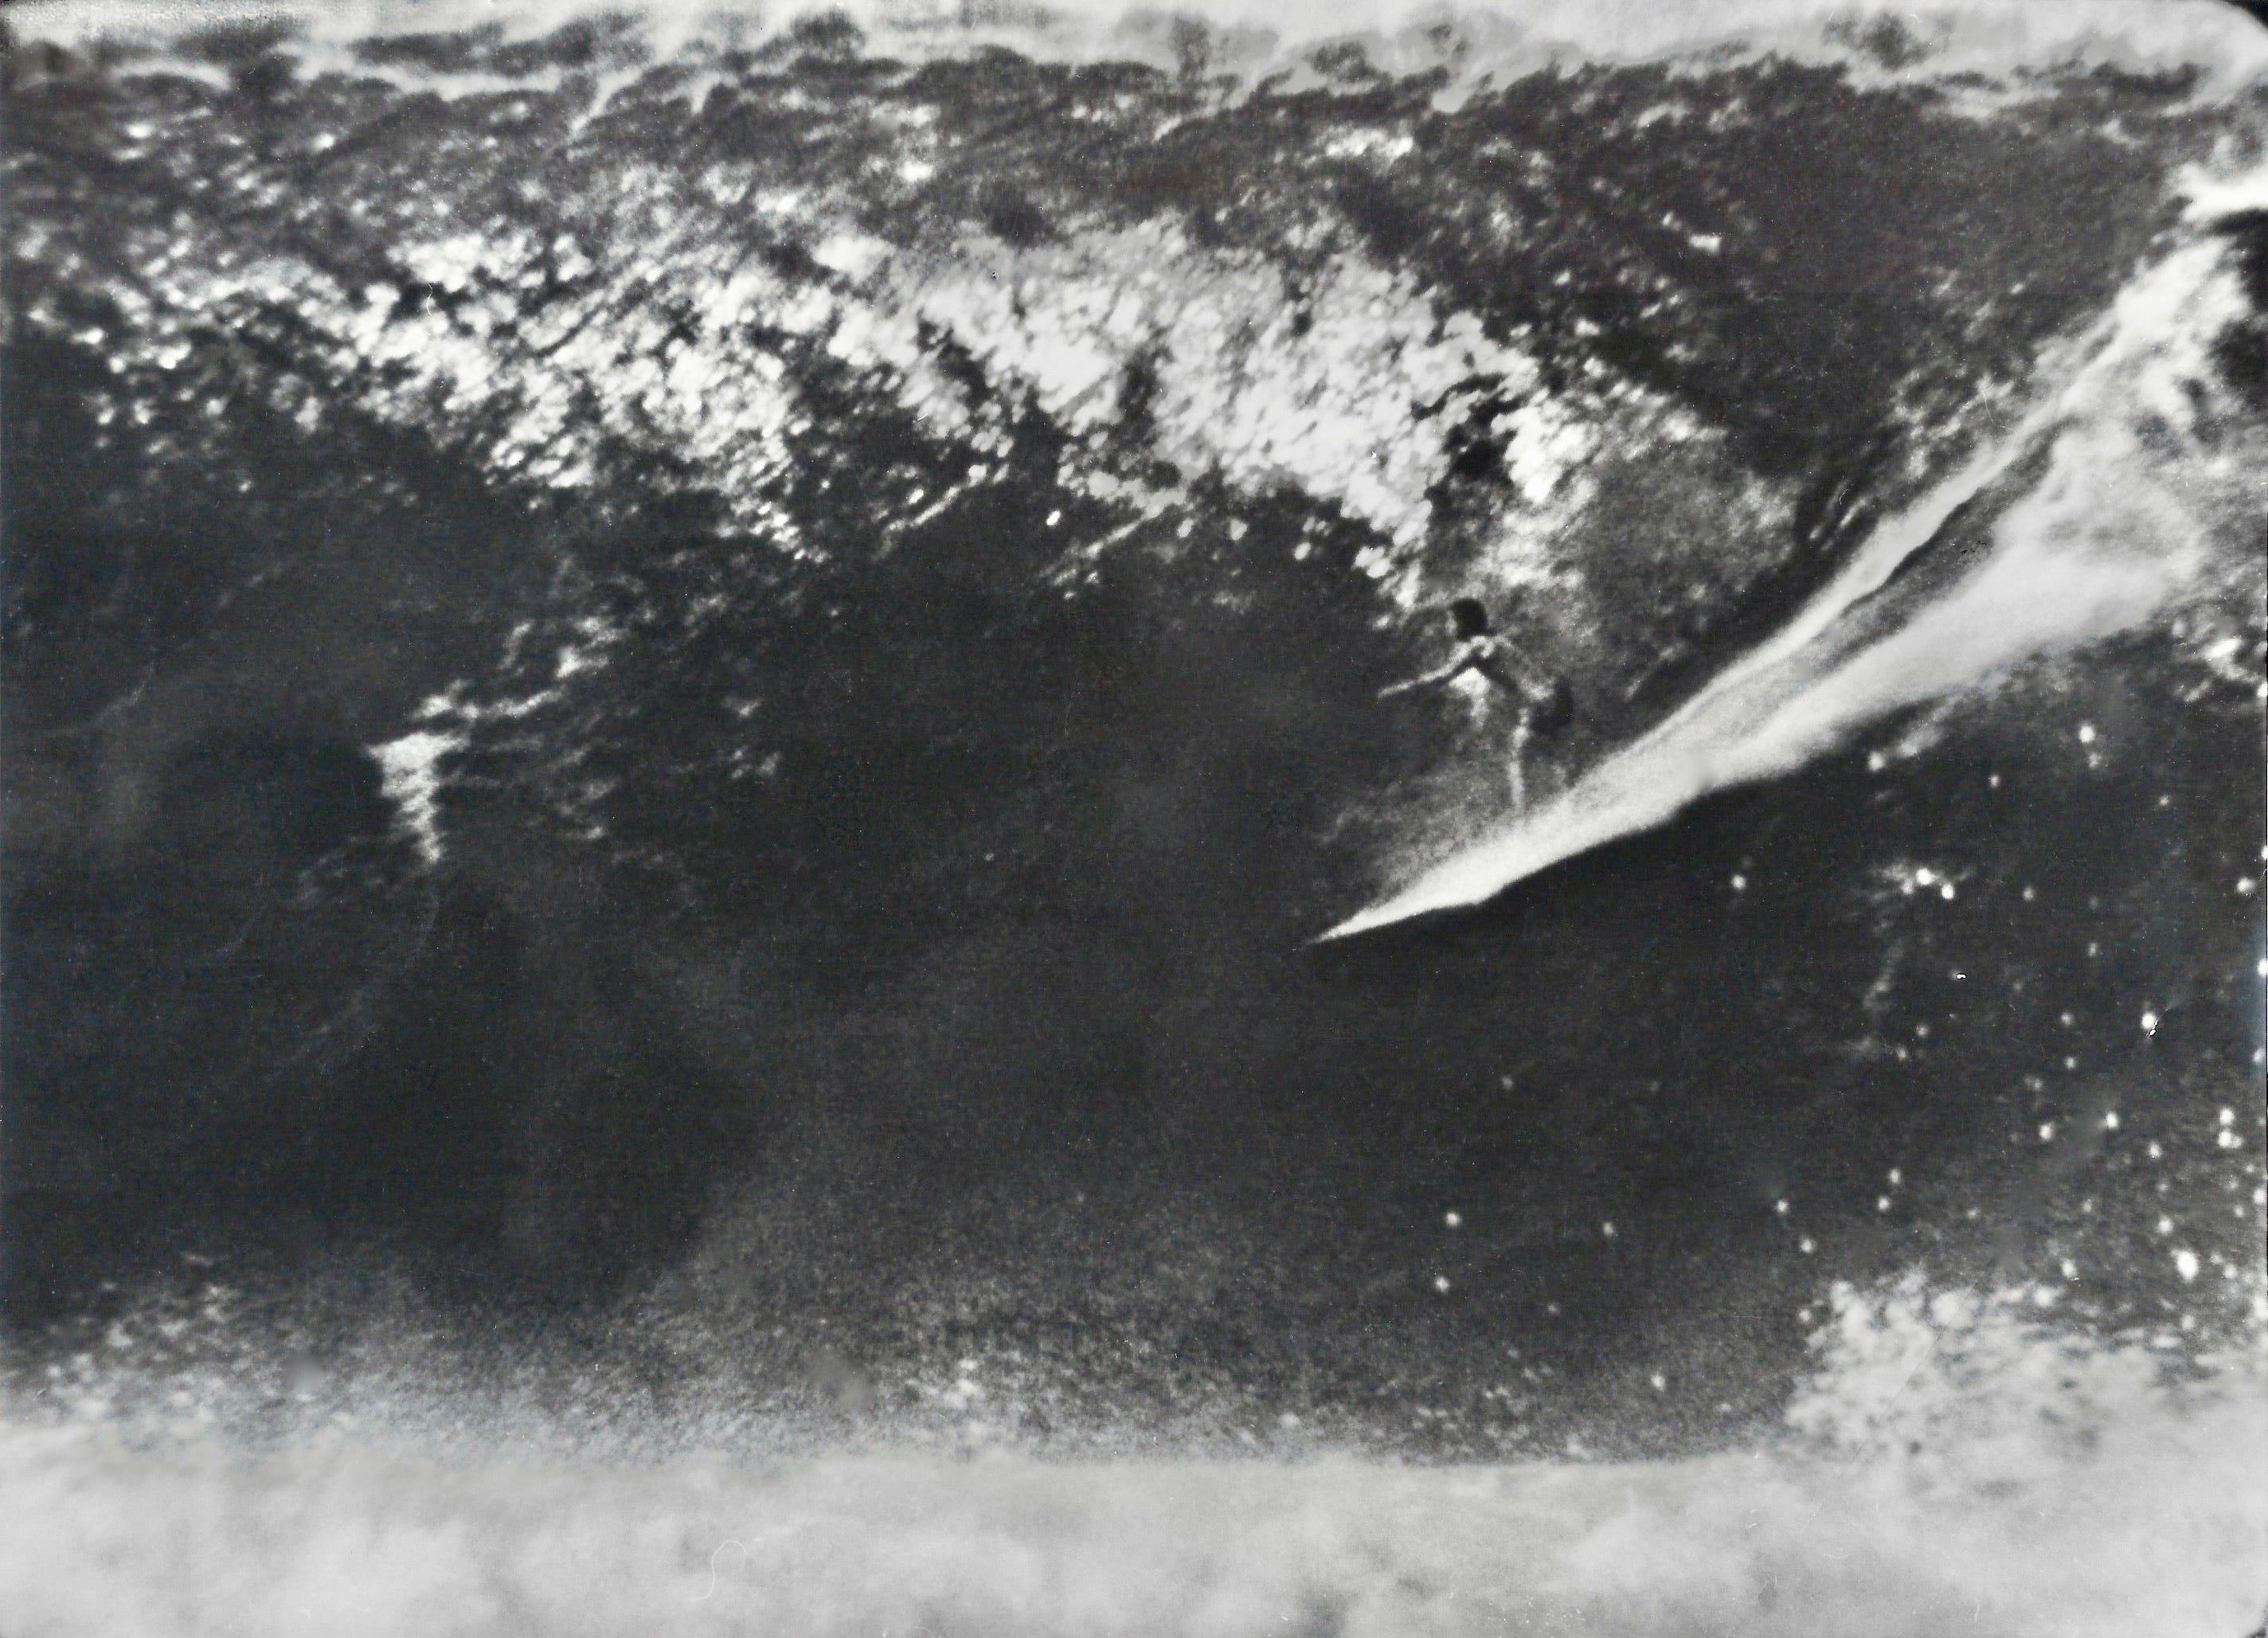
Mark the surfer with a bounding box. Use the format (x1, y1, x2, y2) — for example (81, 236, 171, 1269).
(1379, 596, 1572, 813)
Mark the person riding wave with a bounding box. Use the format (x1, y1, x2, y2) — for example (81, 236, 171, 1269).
(1379, 596, 1573, 813)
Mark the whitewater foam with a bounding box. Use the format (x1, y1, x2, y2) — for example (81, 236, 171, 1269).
(4, 1270, 2259, 1638)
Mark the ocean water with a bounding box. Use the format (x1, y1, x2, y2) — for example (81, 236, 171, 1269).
(4, 2, 2265, 1630)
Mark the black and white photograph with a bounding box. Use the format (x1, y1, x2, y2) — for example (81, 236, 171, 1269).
(3, 0, 2266, 1631)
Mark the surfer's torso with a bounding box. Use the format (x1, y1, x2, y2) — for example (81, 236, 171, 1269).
(1454, 635, 1564, 718)
(1452, 634, 1520, 695)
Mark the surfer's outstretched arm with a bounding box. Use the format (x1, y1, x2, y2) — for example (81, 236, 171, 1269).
(1378, 663, 1458, 699)
(1378, 646, 1484, 699)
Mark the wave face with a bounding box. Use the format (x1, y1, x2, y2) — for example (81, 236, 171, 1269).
(4, 3, 2266, 1631)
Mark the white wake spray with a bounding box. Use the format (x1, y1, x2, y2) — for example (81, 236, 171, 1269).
(1326, 195, 2266, 940)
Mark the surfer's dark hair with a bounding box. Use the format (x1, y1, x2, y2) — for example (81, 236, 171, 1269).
(1449, 597, 1490, 637)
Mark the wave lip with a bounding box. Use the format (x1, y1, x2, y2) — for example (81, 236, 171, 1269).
(10, 0, 2268, 96)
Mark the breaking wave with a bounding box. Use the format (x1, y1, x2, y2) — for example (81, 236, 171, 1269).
(6, 12, 2264, 1636)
